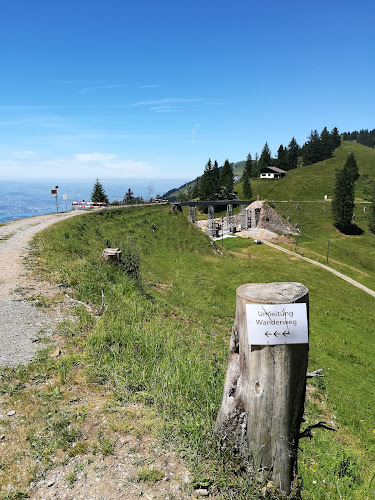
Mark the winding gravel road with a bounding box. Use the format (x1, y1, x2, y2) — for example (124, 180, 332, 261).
(0, 211, 82, 367)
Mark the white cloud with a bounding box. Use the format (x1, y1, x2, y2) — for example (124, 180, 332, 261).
(71, 153, 150, 174)
(12, 150, 36, 159)
(0, 151, 152, 180)
(138, 84, 160, 89)
(73, 153, 117, 162)
(131, 97, 205, 109)
(150, 106, 182, 113)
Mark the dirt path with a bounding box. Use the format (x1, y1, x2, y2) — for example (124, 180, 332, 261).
(0, 211, 83, 366)
(0, 211, 195, 500)
(262, 240, 375, 298)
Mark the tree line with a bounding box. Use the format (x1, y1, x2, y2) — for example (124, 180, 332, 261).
(190, 159, 237, 201)
(244, 126, 341, 178)
(342, 129, 375, 149)
(91, 178, 144, 205)
(167, 126, 342, 202)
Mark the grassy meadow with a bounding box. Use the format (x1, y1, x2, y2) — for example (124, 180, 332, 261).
(1, 204, 373, 499)
(236, 141, 375, 202)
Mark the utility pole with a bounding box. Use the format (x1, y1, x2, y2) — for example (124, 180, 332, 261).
(326, 232, 330, 263)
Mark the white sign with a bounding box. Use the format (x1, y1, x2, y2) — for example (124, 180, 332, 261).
(63, 194, 68, 201)
(246, 303, 308, 345)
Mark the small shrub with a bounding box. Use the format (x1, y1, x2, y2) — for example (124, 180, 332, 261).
(98, 433, 115, 456)
(122, 238, 140, 281)
(136, 467, 164, 483)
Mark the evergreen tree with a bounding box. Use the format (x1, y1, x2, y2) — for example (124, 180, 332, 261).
(258, 142, 272, 169)
(91, 178, 109, 203)
(123, 188, 135, 204)
(243, 153, 253, 178)
(199, 159, 219, 200)
(276, 144, 288, 170)
(344, 152, 359, 183)
(320, 126, 334, 159)
(191, 178, 200, 199)
(242, 170, 252, 199)
(302, 130, 323, 165)
(331, 127, 341, 149)
(332, 161, 355, 232)
(220, 159, 234, 198)
(287, 137, 300, 170)
(212, 160, 220, 198)
(199, 159, 212, 199)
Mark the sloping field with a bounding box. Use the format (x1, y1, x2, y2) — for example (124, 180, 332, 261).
(238, 141, 375, 202)
(4, 205, 368, 499)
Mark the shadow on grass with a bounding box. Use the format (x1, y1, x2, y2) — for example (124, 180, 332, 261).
(335, 223, 364, 235)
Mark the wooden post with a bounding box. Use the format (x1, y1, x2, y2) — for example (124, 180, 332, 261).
(215, 282, 309, 495)
(100, 248, 122, 262)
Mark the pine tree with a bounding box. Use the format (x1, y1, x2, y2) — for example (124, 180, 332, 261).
(320, 126, 334, 159)
(91, 178, 109, 203)
(242, 170, 252, 199)
(220, 159, 234, 198)
(287, 137, 300, 170)
(200, 159, 219, 200)
(124, 188, 135, 204)
(212, 160, 220, 198)
(258, 142, 272, 169)
(243, 153, 253, 178)
(344, 152, 359, 183)
(191, 178, 200, 199)
(331, 127, 341, 149)
(199, 159, 212, 199)
(276, 144, 288, 170)
(302, 130, 322, 165)
(332, 162, 355, 232)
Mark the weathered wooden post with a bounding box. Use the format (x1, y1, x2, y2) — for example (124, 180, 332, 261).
(215, 282, 309, 495)
(100, 248, 122, 262)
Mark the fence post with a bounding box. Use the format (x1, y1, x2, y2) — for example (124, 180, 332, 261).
(215, 282, 309, 495)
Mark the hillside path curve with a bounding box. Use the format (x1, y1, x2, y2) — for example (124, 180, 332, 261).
(262, 239, 375, 298)
(0, 211, 83, 366)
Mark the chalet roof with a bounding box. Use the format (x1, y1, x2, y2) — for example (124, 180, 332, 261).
(261, 166, 287, 174)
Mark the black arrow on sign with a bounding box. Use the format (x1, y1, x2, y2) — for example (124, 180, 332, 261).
(273, 331, 280, 337)
(265, 331, 272, 337)
(282, 331, 290, 337)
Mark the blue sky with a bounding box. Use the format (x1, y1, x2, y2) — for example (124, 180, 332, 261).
(1, 0, 375, 182)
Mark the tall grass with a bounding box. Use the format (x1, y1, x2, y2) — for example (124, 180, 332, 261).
(32, 205, 375, 498)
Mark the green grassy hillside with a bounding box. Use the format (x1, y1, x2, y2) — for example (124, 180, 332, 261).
(166, 142, 375, 202)
(237, 142, 375, 290)
(163, 160, 246, 199)
(0, 206, 371, 498)
(238, 141, 375, 202)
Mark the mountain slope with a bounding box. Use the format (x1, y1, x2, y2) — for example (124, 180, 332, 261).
(241, 141, 375, 201)
(165, 142, 375, 201)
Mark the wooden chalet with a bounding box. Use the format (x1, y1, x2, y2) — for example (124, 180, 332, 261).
(260, 166, 287, 179)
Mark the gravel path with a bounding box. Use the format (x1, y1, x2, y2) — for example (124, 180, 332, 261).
(0, 211, 82, 367)
(262, 239, 375, 298)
